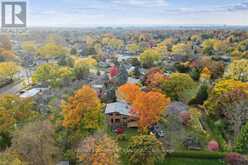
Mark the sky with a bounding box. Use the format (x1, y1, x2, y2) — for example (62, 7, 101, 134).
(25, 0, 248, 27)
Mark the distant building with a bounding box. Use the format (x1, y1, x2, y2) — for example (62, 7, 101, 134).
(105, 102, 138, 128)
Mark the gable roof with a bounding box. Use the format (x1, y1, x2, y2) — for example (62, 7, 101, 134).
(20, 88, 48, 98)
(105, 102, 133, 116)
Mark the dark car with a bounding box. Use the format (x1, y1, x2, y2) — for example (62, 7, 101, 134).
(150, 125, 165, 138)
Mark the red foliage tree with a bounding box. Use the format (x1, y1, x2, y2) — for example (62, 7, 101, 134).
(110, 65, 119, 78)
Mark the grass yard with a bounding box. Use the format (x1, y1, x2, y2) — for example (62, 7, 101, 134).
(160, 158, 225, 165)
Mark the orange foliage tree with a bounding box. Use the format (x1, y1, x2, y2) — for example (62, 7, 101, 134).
(144, 68, 168, 89)
(132, 91, 170, 132)
(117, 83, 141, 104)
(62, 85, 103, 130)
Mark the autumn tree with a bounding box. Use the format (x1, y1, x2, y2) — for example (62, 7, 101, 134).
(202, 39, 227, 56)
(160, 73, 196, 103)
(0, 151, 25, 165)
(140, 49, 162, 68)
(0, 49, 16, 61)
(62, 85, 103, 131)
(224, 59, 248, 82)
(127, 135, 165, 165)
(117, 83, 141, 104)
(32, 63, 74, 87)
(109, 65, 119, 78)
(57, 54, 74, 67)
(0, 62, 20, 82)
(144, 68, 168, 89)
(11, 120, 61, 165)
(128, 43, 140, 54)
(74, 58, 97, 80)
(232, 39, 248, 59)
(0, 94, 38, 133)
(21, 41, 37, 55)
(193, 56, 225, 79)
(199, 67, 211, 82)
(172, 42, 193, 56)
(0, 34, 11, 50)
(37, 42, 66, 60)
(77, 133, 120, 165)
(132, 91, 170, 132)
(205, 79, 248, 138)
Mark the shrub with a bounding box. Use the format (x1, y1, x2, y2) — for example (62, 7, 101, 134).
(167, 151, 225, 159)
(235, 122, 248, 154)
(224, 153, 247, 165)
(208, 140, 220, 152)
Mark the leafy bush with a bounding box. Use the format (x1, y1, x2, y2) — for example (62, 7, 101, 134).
(224, 152, 247, 165)
(167, 151, 225, 159)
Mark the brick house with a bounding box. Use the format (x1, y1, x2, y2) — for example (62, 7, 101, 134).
(105, 102, 138, 128)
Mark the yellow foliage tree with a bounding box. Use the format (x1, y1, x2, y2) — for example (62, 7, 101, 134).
(140, 48, 162, 68)
(37, 43, 66, 59)
(200, 67, 211, 81)
(21, 41, 37, 54)
(0, 62, 20, 81)
(224, 59, 248, 82)
(62, 86, 102, 130)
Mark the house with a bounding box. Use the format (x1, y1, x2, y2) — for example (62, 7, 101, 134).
(56, 161, 69, 165)
(105, 102, 138, 128)
(127, 77, 140, 84)
(19, 88, 48, 98)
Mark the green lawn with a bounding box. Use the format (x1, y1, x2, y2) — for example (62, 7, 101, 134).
(159, 158, 225, 165)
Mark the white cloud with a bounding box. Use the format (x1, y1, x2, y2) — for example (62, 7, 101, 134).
(113, 0, 167, 7)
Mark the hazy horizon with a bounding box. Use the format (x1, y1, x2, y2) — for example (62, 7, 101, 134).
(17, 0, 248, 27)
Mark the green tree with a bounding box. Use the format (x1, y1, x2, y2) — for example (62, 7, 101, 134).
(235, 122, 248, 154)
(161, 73, 196, 102)
(32, 64, 74, 87)
(127, 135, 165, 165)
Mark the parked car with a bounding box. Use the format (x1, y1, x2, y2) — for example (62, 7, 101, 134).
(114, 128, 125, 134)
(150, 124, 165, 138)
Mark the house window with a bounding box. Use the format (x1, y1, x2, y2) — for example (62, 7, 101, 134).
(111, 119, 113, 123)
(115, 119, 120, 123)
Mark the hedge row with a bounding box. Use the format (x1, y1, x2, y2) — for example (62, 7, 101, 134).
(166, 151, 226, 159)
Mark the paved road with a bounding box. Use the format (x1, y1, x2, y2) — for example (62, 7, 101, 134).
(0, 80, 25, 94)
(0, 69, 32, 95)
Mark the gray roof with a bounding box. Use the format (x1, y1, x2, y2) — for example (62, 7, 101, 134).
(128, 77, 140, 84)
(20, 88, 48, 98)
(105, 102, 133, 116)
(56, 161, 69, 165)
(166, 101, 188, 115)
